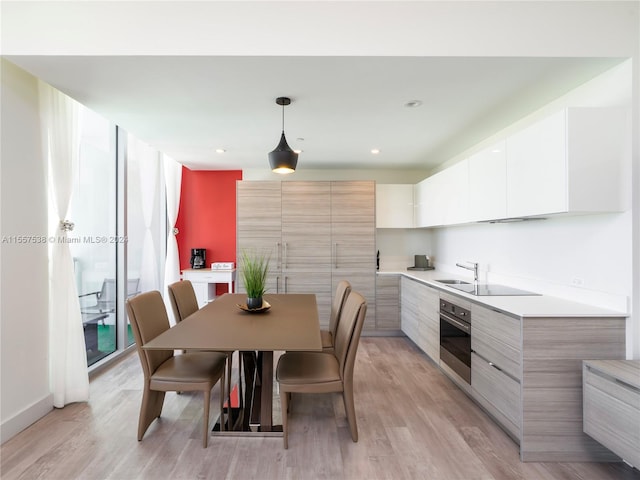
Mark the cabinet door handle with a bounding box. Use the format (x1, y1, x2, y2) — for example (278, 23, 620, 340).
(284, 242, 288, 270)
(276, 242, 281, 270)
(284, 276, 288, 293)
(276, 276, 280, 294)
(334, 243, 338, 269)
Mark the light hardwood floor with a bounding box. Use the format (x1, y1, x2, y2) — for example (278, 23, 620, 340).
(1, 337, 639, 480)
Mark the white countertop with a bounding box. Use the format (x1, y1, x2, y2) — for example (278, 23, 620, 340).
(378, 269, 627, 318)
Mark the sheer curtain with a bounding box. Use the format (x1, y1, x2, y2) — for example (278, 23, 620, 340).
(39, 82, 89, 407)
(163, 155, 182, 324)
(130, 137, 160, 294)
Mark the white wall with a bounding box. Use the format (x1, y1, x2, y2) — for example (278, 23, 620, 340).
(0, 60, 52, 442)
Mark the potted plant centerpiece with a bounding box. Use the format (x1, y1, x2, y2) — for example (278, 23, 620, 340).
(241, 249, 270, 310)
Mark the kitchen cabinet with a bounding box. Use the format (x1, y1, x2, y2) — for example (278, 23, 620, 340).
(376, 184, 414, 228)
(470, 304, 522, 439)
(440, 159, 469, 225)
(400, 277, 439, 362)
(237, 180, 376, 331)
(281, 182, 333, 322)
(414, 160, 469, 227)
(414, 173, 443, 227)
(375, 274, 401, 331)
(506, 107, 627, 217)
(331, 181, 376, 331)
(398, 274, 627, 462)
(468, 140, 507, 221)
(400, 277, 420, 345)
(583, 360, 640, 468)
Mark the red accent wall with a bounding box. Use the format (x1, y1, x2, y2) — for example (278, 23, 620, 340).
(175, 168, 242, 294)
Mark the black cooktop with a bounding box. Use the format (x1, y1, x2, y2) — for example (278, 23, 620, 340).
(449, 283, 540, 296)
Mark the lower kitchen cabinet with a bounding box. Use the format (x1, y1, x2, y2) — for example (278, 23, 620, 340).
(470, 304, 522, 440)
(400, 277, 439, 362)
(375, 274, 401, 331)
(400, 278, 628, 463)
(583, 360, 640, 468)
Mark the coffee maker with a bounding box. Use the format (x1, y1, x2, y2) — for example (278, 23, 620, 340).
(190, 248, 206, 269)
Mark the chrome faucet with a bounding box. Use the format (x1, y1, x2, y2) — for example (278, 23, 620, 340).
(456, 261, 479, 285)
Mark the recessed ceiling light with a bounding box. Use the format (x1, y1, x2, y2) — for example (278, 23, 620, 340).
(371, 149, 380, 154)
(404, 100, 423, 108)
(215, 148, 226, 154)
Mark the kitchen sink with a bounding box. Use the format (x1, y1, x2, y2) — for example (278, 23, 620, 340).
(435, 279, 471, 285)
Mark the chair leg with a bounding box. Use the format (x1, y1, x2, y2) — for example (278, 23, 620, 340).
(342, 384, 358, 442)
(280, 387, 289, 449)
(219, 364, 226, 432)
(138, 387, 165, 441)
(203, 389, 211, 448)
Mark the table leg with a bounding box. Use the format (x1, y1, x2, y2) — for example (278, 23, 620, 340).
(260, 350, 274, 431)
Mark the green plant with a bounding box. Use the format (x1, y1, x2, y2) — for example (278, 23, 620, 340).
(241, 250, 270, 299)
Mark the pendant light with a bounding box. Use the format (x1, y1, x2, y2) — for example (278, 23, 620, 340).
(268, 97, 298, 174)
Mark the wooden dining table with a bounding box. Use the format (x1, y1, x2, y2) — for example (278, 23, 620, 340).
(142, 293, 322, 435)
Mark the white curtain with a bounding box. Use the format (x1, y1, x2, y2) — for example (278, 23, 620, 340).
(39, 82, 90, 408)
(131, 137, 160, 294)
(163, 155, 182, 324)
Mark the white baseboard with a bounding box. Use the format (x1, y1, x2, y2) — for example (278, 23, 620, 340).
(1, 393, 53, 444)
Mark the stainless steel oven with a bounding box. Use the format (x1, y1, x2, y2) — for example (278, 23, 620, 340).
(439, 299, 471, 383)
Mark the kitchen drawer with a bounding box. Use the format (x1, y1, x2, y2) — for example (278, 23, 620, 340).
(472, 304, 521, 349)
(583, 363, 640, 467)
(472, 328, 521, 381)
(472, 352, 521, 434)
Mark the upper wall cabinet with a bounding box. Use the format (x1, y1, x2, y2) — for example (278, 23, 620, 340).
(414, 160, 469, 227)
(376, 184, 414, 228)
(414, 107, 628, 227)
(506, 107, 628, 218)
(468, 140, 507, 222)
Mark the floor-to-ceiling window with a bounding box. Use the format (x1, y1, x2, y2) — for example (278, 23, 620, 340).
(69, 106, 167, 367)
(71, 107, 117, 366)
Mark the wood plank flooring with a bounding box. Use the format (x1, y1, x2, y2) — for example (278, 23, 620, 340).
(2, 337, 639, 480)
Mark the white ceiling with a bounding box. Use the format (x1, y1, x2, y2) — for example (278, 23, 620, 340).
(6, 55, 623, 172)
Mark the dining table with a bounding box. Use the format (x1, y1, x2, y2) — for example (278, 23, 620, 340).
(142, 292, 322, 435)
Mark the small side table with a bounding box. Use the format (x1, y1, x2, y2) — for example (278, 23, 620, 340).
(182, 268, 236, 308)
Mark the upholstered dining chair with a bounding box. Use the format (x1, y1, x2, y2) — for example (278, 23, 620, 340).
(320, 280, 351, 353)
(276, 290, 367, 449)
(126, 291, 227, 448)
(167, 280, 236, 426)
(167, 280, 199, 323)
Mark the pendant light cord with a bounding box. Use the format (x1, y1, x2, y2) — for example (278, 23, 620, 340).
(281, 103, 285, 133)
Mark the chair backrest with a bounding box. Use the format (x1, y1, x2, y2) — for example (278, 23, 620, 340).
(329, 280, 351, 337)
(126, 291, 173, 379)
(167, 280, 199, 323)
(333, 291, 367, 382)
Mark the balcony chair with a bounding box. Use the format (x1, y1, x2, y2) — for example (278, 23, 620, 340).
(126, 290, 227, 448)
(80, 277, 140, 325)
(276, 290, 367, 449)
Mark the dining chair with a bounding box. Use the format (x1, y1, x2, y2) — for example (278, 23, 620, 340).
(276, 290, 367, 449)
(167, 280, 199, 323)
(167, 280, 237, 428)
(126, 290, 227, 448)
(320, 280, 351, 353)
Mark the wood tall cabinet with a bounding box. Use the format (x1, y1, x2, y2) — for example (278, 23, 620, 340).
(331, 181, 376, 331)
(237, 180, 375, 331)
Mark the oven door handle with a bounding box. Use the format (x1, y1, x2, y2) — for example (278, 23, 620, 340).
(440, 312, 471, 334)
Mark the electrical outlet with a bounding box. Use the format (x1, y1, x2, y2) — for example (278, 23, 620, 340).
(571, 277, 584, 287)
